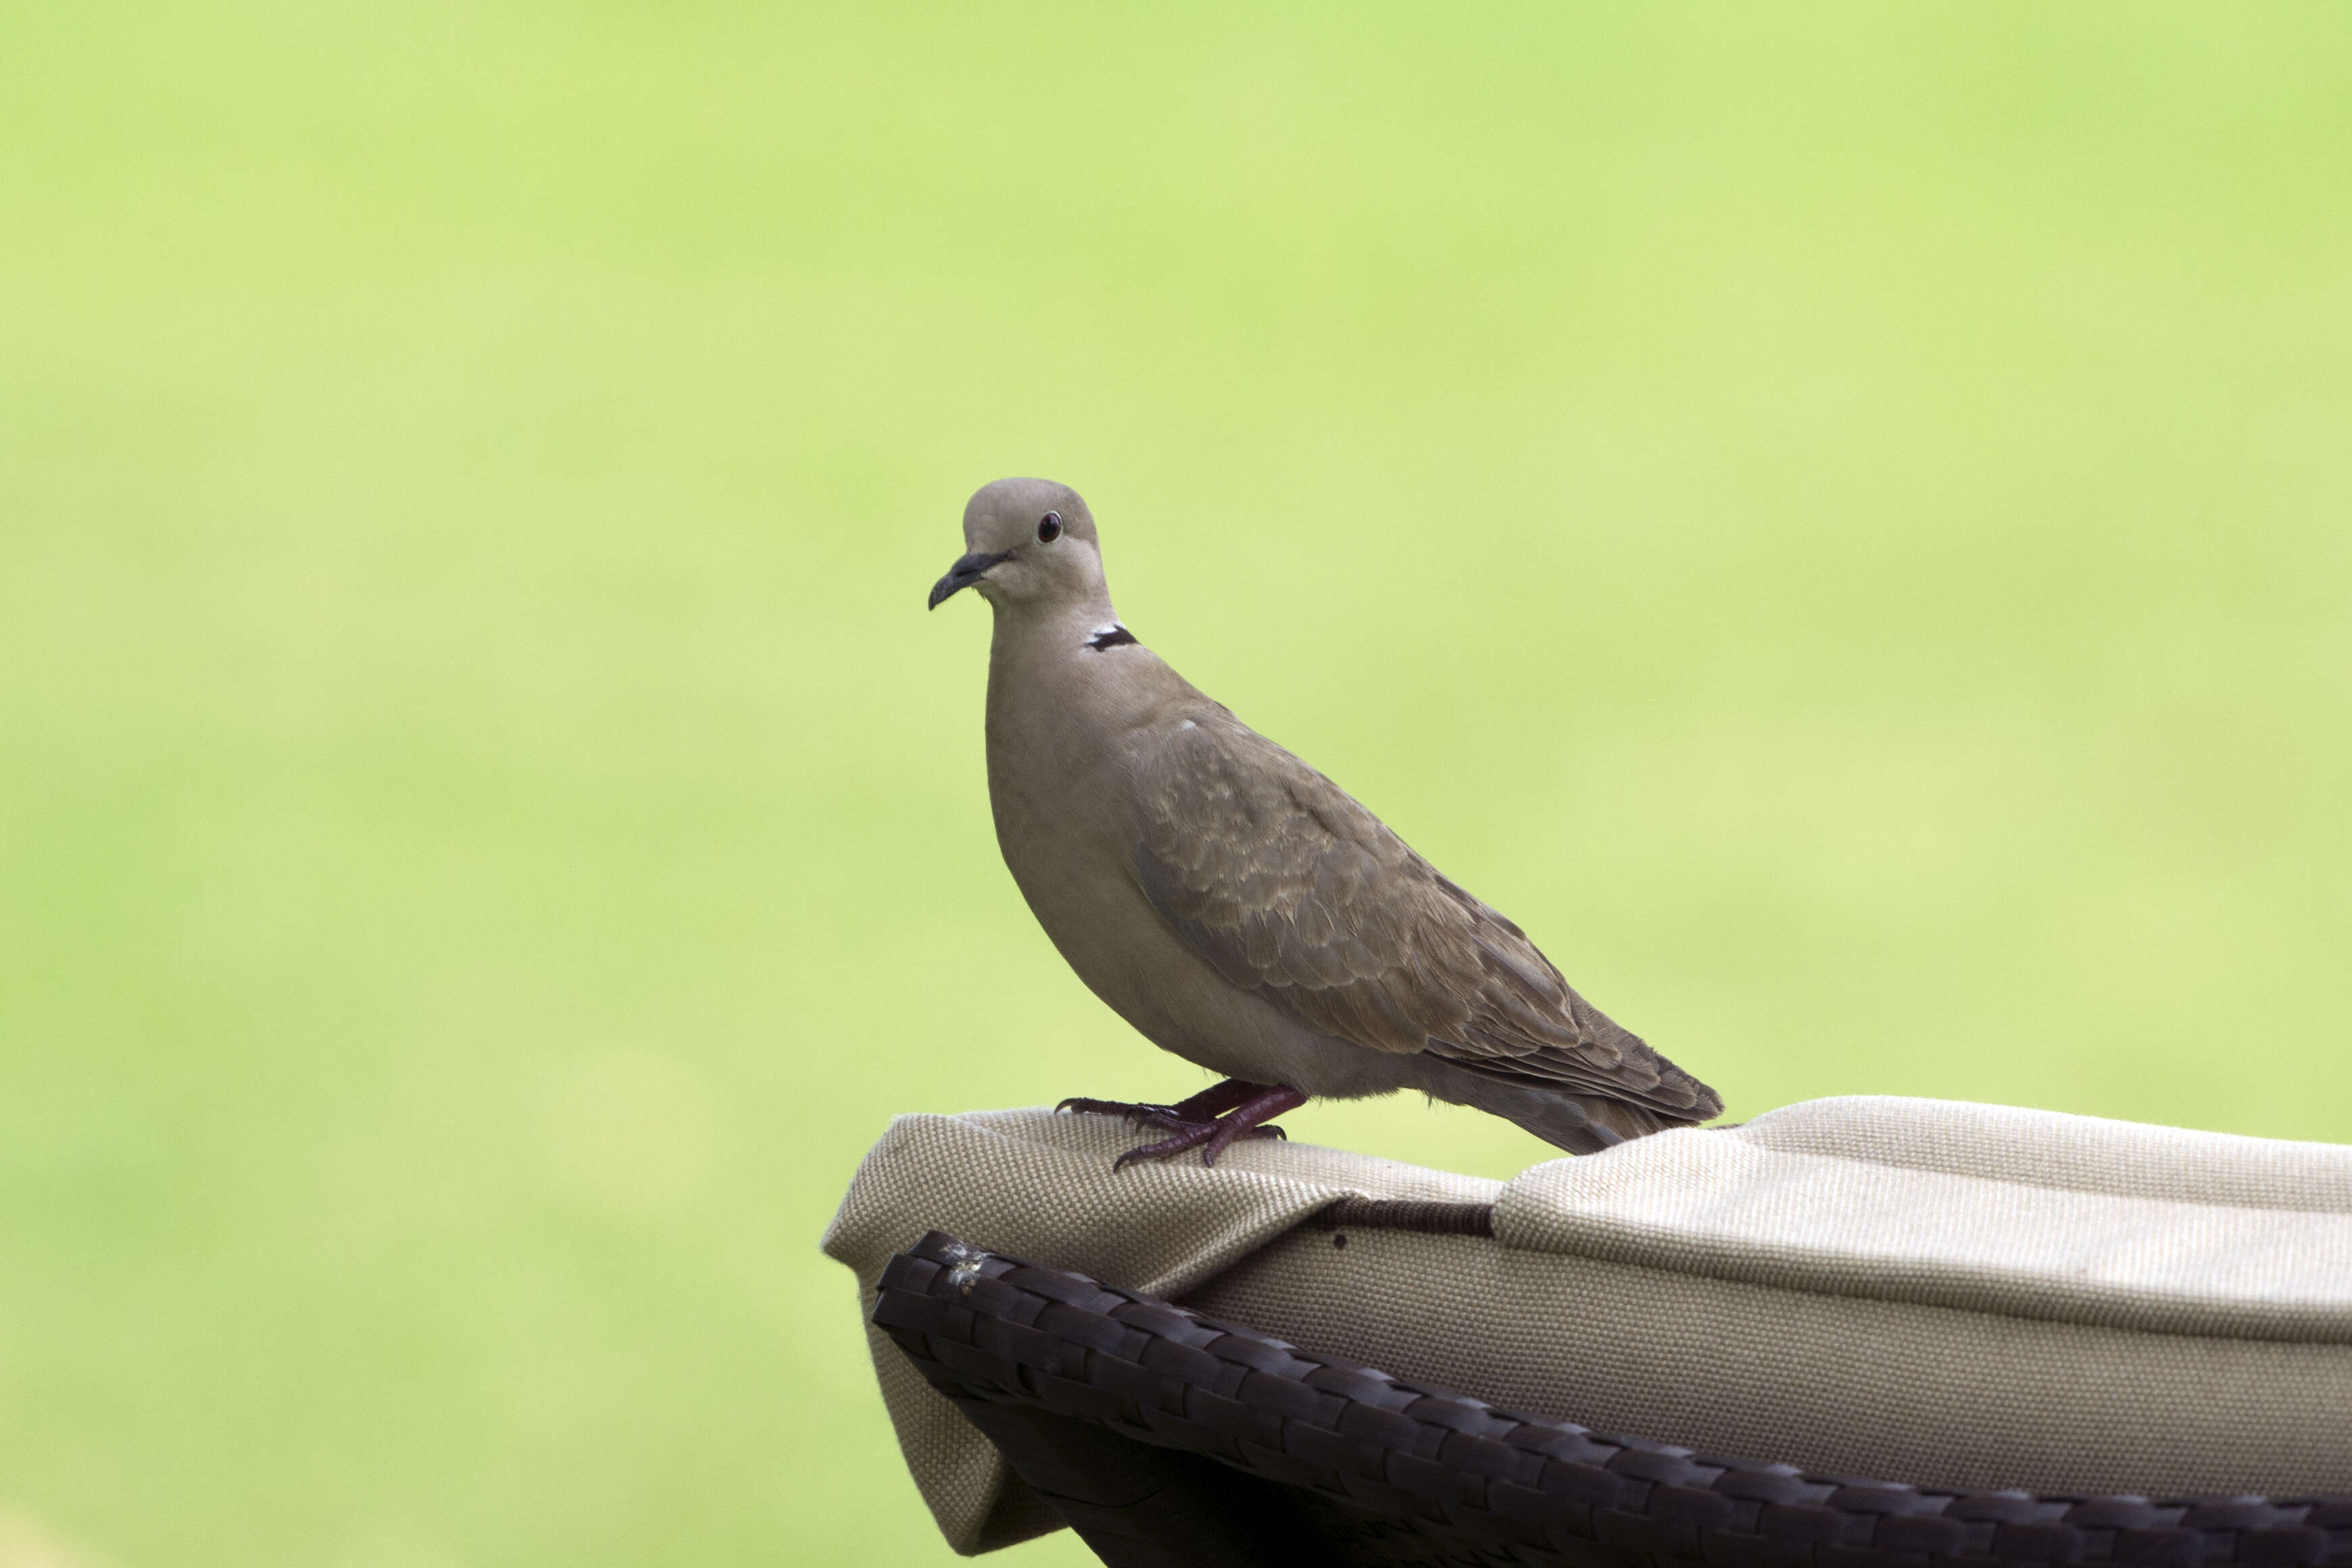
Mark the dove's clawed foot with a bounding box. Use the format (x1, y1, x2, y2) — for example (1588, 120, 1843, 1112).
(1056, 1080, 1308, 1170)
(1057, 1076, 1266, 1132)
(1054, 1098, 1198, 1132)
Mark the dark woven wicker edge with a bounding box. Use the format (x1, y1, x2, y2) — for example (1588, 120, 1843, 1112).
(874, 1230, 2352, 1568)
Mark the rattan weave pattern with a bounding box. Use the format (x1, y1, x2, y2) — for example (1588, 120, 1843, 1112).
(874, 1231, 2352, 1568)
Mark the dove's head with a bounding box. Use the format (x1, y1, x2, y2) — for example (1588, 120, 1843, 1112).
(927, 477, 1107, 614)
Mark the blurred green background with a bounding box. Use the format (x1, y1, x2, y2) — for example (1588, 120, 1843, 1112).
(3, 3, 2349, 1563)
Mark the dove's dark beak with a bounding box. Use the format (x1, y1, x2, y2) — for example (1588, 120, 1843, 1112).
(928, 549, 1013, 609)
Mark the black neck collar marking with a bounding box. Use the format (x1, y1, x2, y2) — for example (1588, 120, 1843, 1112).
(1086, 624, 1138, 651)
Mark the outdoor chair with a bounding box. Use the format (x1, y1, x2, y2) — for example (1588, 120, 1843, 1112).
(823, 1099, 2352, 1564)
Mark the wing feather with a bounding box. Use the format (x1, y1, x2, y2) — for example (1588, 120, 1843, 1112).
(1129, 714, 1721, 1120)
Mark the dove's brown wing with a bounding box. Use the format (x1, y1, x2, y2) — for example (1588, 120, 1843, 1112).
(1128, 714, 1721, 1123)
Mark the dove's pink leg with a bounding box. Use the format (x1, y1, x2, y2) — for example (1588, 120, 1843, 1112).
(1112, 1084, 1308, 1170)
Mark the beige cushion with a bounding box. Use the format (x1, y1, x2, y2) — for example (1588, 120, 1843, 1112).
(822, 1098, 2352, 1556)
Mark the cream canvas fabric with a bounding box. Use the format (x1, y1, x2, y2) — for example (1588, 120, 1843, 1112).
(822, 1099, 2352, 1556)
(820, 1107, 1498, 1552)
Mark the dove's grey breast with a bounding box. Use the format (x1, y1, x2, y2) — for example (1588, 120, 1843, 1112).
(982, 609, 1400, 1096)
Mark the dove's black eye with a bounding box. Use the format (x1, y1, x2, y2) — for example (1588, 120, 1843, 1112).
(1036, 512, 1063, 543)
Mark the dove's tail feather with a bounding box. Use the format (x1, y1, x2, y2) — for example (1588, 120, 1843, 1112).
(1423, 1062, 1711, 1155)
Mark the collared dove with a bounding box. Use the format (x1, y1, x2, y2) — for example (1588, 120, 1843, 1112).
(929, 477, 1722, 1167)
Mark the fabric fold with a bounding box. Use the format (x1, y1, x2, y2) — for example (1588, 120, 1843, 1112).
(1494, 1097, 2352, 1341)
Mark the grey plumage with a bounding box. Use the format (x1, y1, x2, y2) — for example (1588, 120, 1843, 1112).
(930, 476, 1721, 1164)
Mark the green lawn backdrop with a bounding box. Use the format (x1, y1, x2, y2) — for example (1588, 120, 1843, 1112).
(3, 4, 2349, 1565)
